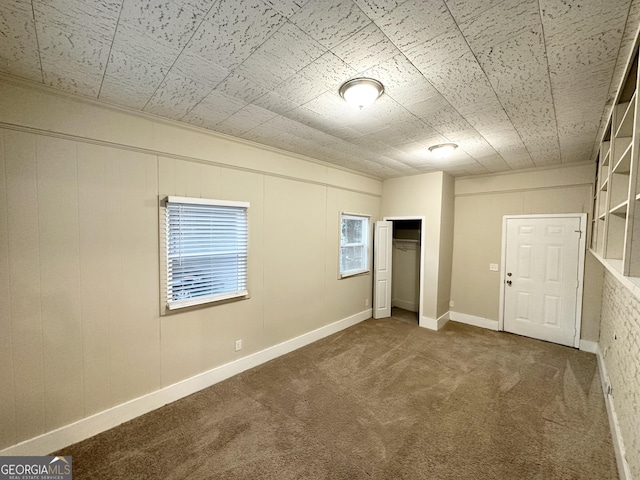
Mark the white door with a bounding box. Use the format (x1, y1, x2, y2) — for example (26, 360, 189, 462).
(373, 221, 392, 319)
(503, 216, 583, 347)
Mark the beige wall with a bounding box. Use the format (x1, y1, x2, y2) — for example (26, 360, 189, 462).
(437, 172, 455, 318)
(451, 164, 602, 341)
(392, 242, 420, 311)
(0, 81, 381, 451)
(380, 171, 454, 321)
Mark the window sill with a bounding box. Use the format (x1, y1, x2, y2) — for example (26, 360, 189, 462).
(339, 270, 371, 279)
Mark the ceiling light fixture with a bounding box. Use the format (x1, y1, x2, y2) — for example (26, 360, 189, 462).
(428, 143, 458, 159)
(339, 78, 384, 109)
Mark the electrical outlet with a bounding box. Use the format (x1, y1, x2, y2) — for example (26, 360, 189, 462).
(489, 263, 499, 271)
(449, 300, 454, 307)
(365, 298, 370, 307)
(235, 339, 242, 352)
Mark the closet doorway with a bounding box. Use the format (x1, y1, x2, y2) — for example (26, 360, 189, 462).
(374, 217, 424, 325)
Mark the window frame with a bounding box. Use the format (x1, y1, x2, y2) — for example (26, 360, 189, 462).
(160, 195, 250, 313)
(339, 212, 371, 279)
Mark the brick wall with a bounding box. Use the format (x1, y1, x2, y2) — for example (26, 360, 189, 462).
(600, 271, 640, 478)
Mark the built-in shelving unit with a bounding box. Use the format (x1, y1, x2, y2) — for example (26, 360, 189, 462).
(592, 50, 640, 275)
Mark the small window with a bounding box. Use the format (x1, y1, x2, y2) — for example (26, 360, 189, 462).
(163, 196, 249, 310)
(340, 213, 370, 278)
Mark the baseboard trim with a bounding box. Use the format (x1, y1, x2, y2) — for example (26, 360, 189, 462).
(449, 311, 499, 331)
(420, 311, 450, 330)
(391, 299, 418, 312)
(595, 345, 631, 480)
(0, 309, 371, 457)
(579, 339, 598, 354)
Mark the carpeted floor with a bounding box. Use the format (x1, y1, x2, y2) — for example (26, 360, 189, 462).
(55, 316, 618, 479)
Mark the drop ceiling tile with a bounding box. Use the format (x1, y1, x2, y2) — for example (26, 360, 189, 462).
(274, 52, 356, 104)
(474, 29, 550, 106)
(215, 71, 271, 104)
(458, 0, 539, 52)
(353, 0, 401, 20)
(36, 21, 111, 74)
(547, 29, 621, 81)
(170, 50, 229, 90)
(234, 55, 296, 92)
(99, 50, 167, 109)
(182, 90, 247, 129)
(375, 0, 456, 50)
(332, 23, 400, 73)
(254, 22, 327, 73)
(261, 0, 307, 18)
(33, 1, 115, 84)
(38, 0, 123, 18)
(178, 0, 217, 17)
(474, 154, 511, 172)
(187, 0, 286, 70)
(444, 0, 505, 24)
(361, 54, 427, 95)
(145, 72, 211, 120)
(41, 58, 103, 96)
(119, 0, 204, 50)
(33, 0, 118, 43)
(290, 0, 371, 49)
(237, 22, 327, 91)
(407, 29, 472, 74)
(0, 1, 42, 82)
(386, 78, 439, 106)
(252, 91, 299, 115)
(540, 0, 631, 46)
(110, 22, 181, 70)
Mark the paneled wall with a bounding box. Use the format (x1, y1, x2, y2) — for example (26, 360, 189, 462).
(450, 164, 602, 340)
(0, 83, 381, 450)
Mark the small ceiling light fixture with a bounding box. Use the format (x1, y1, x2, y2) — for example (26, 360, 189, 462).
(428, 143, 458, 159)
(339, 78, 384, 109)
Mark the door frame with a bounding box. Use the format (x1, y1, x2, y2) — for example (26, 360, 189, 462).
(498, 213, 587, 348)
(382, 216, 426, 326)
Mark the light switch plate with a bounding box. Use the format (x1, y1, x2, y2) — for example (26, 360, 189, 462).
(489, 264, 499, 271)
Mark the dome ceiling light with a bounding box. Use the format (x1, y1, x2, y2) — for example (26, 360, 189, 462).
(428, 143, 458, 159)
(339, 78, 384, 109)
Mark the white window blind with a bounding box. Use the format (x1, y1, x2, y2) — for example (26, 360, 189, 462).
(165, 196, 249, 310)
(340, 213, 370, 278)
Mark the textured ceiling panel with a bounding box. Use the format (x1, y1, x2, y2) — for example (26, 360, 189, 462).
(1, 0, 639, 179)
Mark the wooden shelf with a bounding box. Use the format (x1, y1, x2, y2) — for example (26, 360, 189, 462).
(613, 141, 632, 173)
(615, 92, 636, 137)
(610, 200, 629, 216)
(593, 49, 640, 275)
(602, 142, 611, 166)
(600, 177, 609, 191)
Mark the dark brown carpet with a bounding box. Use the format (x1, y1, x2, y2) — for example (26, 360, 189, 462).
(55, 316, 618, 479)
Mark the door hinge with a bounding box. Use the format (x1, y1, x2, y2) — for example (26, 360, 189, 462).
(575, 230, 582, 238)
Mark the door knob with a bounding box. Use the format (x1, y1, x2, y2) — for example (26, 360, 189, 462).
(506, 280, 512, 286)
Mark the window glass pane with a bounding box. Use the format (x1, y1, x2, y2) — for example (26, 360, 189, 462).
(342, 218, 363, 244)
(341, 245, 365, 272)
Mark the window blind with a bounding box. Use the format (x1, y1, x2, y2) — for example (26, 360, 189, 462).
(165, 196, 249, 310)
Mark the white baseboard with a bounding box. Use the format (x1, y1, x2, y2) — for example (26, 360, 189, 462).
(420, 311, 450, 331)
(595, 345, 631, 480)
(0, 309, 371, 457)
(579, 339, 598, 354)
(449, 311, 499, 331)
(391, 299, 418, 312)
